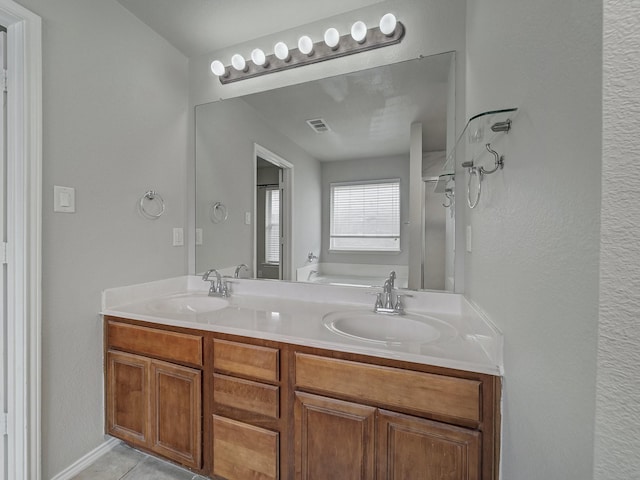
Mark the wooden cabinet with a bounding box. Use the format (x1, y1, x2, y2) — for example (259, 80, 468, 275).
(294, 392, 375, 480)
(105, 319, 203, 470)
(105, 318, 500, 480)
(293, 354, 490, 480)
(211, 338, 282, 480)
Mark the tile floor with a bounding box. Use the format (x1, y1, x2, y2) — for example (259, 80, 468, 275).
(71, 442, 208, 480)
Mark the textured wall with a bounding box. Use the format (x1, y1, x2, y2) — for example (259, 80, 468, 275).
(595, 1, 640, 478)
(465, 1, 602, 478)
(14, 0, 189, 477)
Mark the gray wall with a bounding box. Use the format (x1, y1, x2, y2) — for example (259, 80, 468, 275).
(465, 1, 601, 479)
(595, 1, 640, 478)
(321, 155, 409, 266)
(15, 0, 189, 477)
(195, 98, 321, 275)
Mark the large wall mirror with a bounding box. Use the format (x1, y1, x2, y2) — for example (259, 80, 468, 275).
(195, 52, 457, 291)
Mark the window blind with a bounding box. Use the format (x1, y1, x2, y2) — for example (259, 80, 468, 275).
(265, 188, 280, 264)
(330, 179, 400, 252)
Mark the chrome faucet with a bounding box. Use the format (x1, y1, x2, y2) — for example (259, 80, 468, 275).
(234, 264, 249, 278)
(202, 268, 228, 297)
(374, 271, 405, 314)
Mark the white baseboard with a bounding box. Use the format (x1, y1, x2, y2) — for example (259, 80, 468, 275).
(49, 437, 122, 480)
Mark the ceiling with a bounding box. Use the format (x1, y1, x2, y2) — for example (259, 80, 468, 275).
(236, 54, 451, 161)
(116, 0, 386, 58)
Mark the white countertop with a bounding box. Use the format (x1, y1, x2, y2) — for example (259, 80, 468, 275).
(101, 276, 503, 376)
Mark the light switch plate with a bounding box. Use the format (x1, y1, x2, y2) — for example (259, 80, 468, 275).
(54, 186, 75, 213)
(195, 228, 203, 245)
(172, 227, 184, 246)
(466, 225, 472, 253)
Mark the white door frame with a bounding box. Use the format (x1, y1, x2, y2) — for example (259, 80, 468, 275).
(0, 2, 42, 480)
(253, 144, 293, 281)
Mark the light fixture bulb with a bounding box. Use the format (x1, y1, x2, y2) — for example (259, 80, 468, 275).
(251, 48, 267, 67)
(379, 13, 397, 36)
(274, 42, 290, 61)
(350, 21, 367, 43)
(324, 27, 340, 49)
(298, 35, 314, 56)
(210, 60, 226, 77)
(231, 54, 247, 72)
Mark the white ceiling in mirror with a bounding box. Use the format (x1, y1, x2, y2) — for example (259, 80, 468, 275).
(240, 54, 451, 161)
(115, 0, 387, 57)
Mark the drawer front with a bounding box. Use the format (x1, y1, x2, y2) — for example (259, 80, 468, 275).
(295, 353, 481, 423)
(108, 321, 203, 367)
(213, 373, 280, 420)
(213, 339, 279, 382)
(212, 415, 279, 480)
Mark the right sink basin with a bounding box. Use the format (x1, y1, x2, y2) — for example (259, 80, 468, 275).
(322, 310, 457, 345)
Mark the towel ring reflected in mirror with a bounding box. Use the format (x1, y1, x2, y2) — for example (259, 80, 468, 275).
(210, 202, 228, 223)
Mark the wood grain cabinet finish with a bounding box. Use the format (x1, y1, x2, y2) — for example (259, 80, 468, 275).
(295, 353, 481, 424)
(151, 360, 202, 469)
(377, 410, 481, 480)
(212, 415, 279, 480)
(213, 373, 279, 420)
(106, 350, 202, 470)
(105, 319, 499, 480)
(294, 392, 376, 480)
(105, 319, 203, 471)
(108, 320, 203, 367)
(106, 350, 151, 446)
(213, 339, 279, 383)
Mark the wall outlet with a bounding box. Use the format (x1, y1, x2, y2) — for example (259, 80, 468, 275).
(172, 227, 184, 246)
(195, 228, 203, 246)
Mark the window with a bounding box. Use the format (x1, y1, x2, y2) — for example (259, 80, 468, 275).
(330, 179, 400, 252)
(265, 188, 280, 264)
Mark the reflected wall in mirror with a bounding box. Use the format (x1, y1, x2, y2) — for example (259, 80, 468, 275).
(195, 52, 456, 291)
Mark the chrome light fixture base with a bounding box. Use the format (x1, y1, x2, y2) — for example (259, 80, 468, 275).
(216, 22, 405, 84)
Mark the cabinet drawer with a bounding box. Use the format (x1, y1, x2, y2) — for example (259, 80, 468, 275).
(213, 373, 279, 420)
(212, 415, 279, 480)
(295, 353, 481, 423)
(213, 339, 279, 382)
(108, 321, 203, 367)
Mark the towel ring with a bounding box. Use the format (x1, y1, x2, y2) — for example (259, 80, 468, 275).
(210, 202, 228, 223)
(467, 167, 482, 209)
(139, 190, 165, 219)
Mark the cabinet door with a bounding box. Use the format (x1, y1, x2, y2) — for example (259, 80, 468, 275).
(294, 392, 376, 480)
(106, 350, 151, 447)
(377, 410, 481, 480)
(150, 359, 202, 469)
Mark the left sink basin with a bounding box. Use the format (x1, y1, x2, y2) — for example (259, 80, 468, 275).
(146, 293, 229, 314)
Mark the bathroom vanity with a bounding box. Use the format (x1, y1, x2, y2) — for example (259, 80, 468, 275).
(102, 276, 503, 480)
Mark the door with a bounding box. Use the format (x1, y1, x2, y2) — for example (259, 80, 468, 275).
(254, 144, 293, 281)
(377, 410, 481, 480)
(151, 359, 202, 469)
(294, 392, 375, 480)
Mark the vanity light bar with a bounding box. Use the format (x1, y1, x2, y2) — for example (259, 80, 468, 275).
(211, 14, 405, 84)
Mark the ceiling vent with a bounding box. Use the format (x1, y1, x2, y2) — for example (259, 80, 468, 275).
(306, 118, 331, 133)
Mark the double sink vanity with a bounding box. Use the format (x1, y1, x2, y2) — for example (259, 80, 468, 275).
(101, 275, 503, 480)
